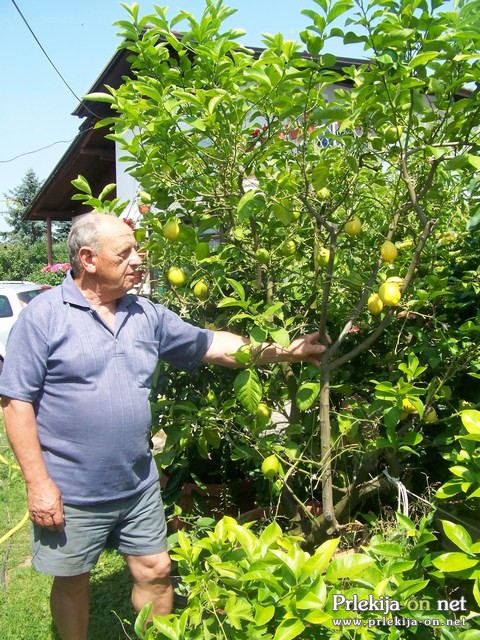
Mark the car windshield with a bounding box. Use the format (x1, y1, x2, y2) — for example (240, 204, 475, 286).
(17, 288, 47, 307)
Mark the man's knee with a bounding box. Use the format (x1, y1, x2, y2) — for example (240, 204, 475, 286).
(126, 551, 171, 585)
(52, 572, 90, 596)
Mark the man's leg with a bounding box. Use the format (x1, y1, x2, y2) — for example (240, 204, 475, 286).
(124, 551, 173, 616)
(50, 572, 90, 640)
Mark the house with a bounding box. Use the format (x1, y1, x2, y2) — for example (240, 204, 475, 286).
(23, 47, 131, 264)
(24, 38, 365, 264)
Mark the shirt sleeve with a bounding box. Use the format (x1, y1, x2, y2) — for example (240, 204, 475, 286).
(156, 305, 214, 371)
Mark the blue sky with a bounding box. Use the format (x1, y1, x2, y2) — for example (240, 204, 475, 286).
(0, 0, 366, 229)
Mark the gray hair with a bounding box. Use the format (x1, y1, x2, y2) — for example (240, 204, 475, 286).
(68, 213, 108, 274)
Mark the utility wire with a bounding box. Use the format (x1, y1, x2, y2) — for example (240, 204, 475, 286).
(0, 139, 73, 164)
(0, 124, 96, 164)
(10, 0, 101, 119)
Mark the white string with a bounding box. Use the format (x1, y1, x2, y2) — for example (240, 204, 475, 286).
(382, 468, 480, 535)
(383, 469, 410, 516)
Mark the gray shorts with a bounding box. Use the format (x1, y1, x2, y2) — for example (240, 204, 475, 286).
(32, 481, 167, 577)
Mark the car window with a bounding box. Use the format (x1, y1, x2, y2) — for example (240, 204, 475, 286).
(0, 296, 13, 318)
(16, 289, 44, 307)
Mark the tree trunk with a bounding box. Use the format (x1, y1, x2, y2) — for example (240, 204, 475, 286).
(319, 362, 338, 532)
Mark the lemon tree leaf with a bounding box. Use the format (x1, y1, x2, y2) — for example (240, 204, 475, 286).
(296, 382, 320, 411)
(432, 553, 478, 572)
(234, 369, 262, 413)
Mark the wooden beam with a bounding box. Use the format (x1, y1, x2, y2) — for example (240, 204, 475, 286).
(46, 216, 53, 266)
(79, 147, 115, 159)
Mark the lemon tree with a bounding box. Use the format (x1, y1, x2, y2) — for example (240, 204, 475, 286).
(86, 0, 480, 570)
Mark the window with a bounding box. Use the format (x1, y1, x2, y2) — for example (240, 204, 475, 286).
(17, 290, 43, 307)
(0, 296, 13, 318)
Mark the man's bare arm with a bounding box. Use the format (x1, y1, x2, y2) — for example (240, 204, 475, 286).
(202, 331, 327, 368)
(2, 397, 64, 531)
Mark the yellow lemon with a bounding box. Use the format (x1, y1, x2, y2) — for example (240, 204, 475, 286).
(162, 218, 180, 241)
(344, 217, 362, 236)
(402, 398, 417, 413)
(378, 282, 402, 306)
(386, 276, 404, 286)
(193, 280, 209, 300)
(381, 240, 398, 263)
(367, 293, 384, 316)
(167, 267, 186, 287)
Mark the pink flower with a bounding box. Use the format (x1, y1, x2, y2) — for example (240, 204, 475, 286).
(41, 263, 71, 273)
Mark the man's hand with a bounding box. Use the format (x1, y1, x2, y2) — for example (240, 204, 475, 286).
(203, 330, 329, 368)
(27, 477, 65, 532)
(283, 331, 329, 367)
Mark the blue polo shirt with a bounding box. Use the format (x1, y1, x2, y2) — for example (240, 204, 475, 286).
(0, 272, 213, 505)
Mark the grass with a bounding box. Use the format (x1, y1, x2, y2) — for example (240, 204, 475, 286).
(0, 418, 139, 640)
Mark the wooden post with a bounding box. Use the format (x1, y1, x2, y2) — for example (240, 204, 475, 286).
(46, 216, 53, 266)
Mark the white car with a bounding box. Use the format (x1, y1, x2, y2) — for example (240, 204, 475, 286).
(0, 281, 51, 372)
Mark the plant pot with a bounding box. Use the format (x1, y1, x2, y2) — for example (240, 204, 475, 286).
(160, 473, 256, 531)
(171, 575, 189, 609)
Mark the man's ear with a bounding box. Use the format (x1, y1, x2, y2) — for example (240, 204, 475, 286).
(78, 247, 97, 273)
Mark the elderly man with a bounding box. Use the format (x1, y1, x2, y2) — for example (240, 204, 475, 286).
(0, 213, 326, 640)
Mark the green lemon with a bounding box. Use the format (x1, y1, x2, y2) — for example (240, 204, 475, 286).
(280, 240, 297, 256)
(194, 242, 210, 259)
(261, 455, 280, 479)
(318, 247, 330, 268)
(256, 403, 271, 420)
(255, 248, 270, 264)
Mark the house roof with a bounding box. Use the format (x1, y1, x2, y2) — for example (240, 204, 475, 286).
(23, 48, 130, 223)
(24, 41, 365, 223)
(24, 122, 116, 223)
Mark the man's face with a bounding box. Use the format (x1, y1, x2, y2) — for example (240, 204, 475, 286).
(93, 220, 143, 296)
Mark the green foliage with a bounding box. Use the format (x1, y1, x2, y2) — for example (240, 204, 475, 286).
(136, 514, 479, 639)
(437, 410, 480, 502)
(85, 0, 480, 551)
(27, 263, 70, 286)
(71, 174, 129, 216)
(0, 170, 71, 282)
(1, 169, 45, 243)
(0, 241, 69, 283)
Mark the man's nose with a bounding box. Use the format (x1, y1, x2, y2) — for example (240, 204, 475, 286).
(131, 248, 144, 265)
